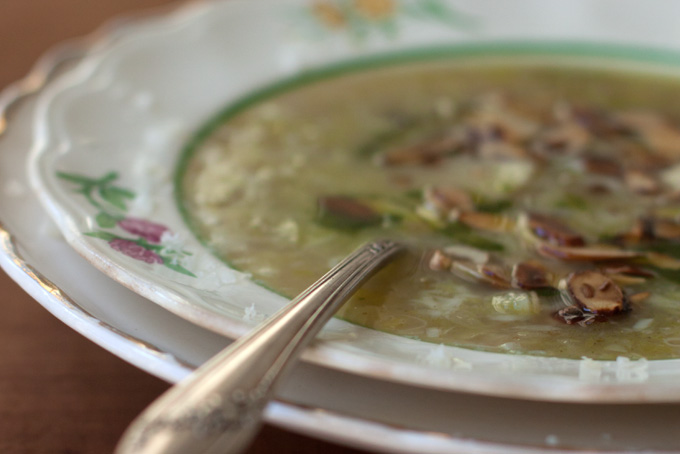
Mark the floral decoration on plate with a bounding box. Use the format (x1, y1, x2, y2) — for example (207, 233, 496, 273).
(57, 171, 195, 276)
(299, 0, 477, 41)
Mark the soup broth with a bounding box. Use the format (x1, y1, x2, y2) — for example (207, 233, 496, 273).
(179, 60, 680, 360)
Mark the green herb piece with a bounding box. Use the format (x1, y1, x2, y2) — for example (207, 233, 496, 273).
(555, 193, 588, 211)
(356, 120, 420, 158)
(651, 267, 680, 285)
(642, 241, 680, 259)
(403, 188, 424, 200)
(476, 199, 513, 213)
(439, 223, 505, 251)
(533, 287, 562, 299)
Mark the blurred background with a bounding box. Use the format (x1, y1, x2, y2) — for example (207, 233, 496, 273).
(0, 1, 366, 453)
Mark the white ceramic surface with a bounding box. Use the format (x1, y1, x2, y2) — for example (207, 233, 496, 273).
(2, 3, 680, 453)
(25, 0, 680, 402)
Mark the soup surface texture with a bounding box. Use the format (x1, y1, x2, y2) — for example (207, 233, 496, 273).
(179, 60, 680, 360)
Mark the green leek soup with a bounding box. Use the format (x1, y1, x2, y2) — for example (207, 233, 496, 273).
(178, 59, 680, 360)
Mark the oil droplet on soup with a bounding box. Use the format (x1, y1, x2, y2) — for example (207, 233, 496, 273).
(180, 60, 680, 360)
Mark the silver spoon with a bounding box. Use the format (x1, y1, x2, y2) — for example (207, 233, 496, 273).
(115, 239, 403, 454)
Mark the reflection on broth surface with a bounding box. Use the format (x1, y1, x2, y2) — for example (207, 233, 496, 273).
(179, 59, 680, 360)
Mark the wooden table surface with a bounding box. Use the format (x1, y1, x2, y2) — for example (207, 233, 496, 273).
(0, 1, 369, 453)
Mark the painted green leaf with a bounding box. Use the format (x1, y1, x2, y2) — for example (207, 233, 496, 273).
(96, 212, 118, 229)
(163, 261, 196, 277)
(96, 171, 119, 185)
(99, 186, 132, 211)
(57, 172, 97, 185)
(408, 0, 478, 29)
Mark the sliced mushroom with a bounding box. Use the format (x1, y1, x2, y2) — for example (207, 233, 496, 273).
(624, 169, 661, 195)
(625, 144, 673, 173)
(316, 196, 382, 230)
(566, 270, 627, 315)
(378, 135, 460, 166)
(650, 218, 680, 240)
(600, 264, 655, 278)
(567, 106, 632, 137)
(511, 261, 553, 289)
(459, 211, 514, 233)
(450, 260, 512, 288)
(527, 213, 585, 247)
(626, 217, 680, 242)
(581, 156, 622, 177)
(617, 111, 680, 160)
(537, 243, 642, 262)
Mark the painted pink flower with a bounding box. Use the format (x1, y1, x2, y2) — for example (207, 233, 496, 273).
(109, 239, 163, 264)
(118, 217, 168, 243)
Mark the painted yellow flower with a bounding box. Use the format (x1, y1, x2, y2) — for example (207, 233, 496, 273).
(353, 0, 396, 20)
(312, 1, 347, 28)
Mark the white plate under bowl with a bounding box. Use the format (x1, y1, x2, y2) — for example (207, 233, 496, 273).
(26, 0, 680, 402)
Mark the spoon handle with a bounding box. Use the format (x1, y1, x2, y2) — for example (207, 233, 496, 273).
(116, 239, 403, 454)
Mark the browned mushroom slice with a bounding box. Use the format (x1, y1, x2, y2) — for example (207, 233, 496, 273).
(566, 271, 627, 315)
(600, 264, 654, 285)
(317, 196, 382, 230)
(450, 260, 512, 288)
(378, 135, 459, 166)
(626, 217, 680, 242)
(617, 111, 680, 160)
(511, 261, 553, 289)
(459, 211, 514, 233)
(581, 156, 622, 176)
(650, 218, 680, 240)
(423, 186, 474, 216)
(626, 144, 673, 173)
(527, 213, 585, 246)
(600, 264, 655, 278)
(537, 243, 642, 262)
(624, 170, 661, 195)
(567, 106, 632, 137)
